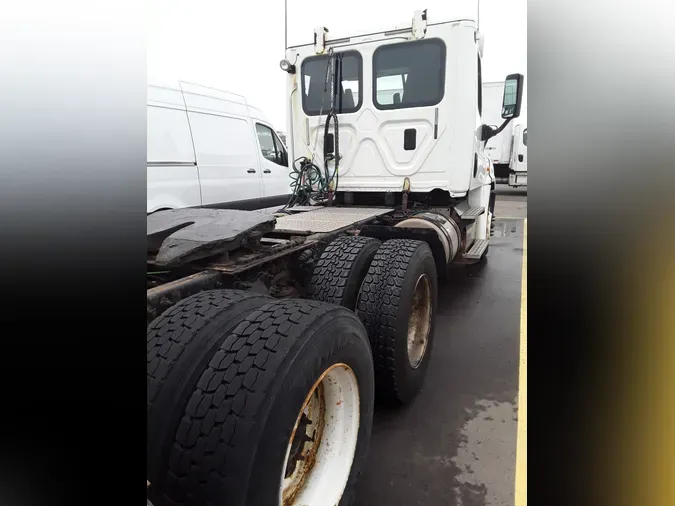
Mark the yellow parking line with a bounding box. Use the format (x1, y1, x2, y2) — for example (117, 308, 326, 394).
(515, 219, 527, 506)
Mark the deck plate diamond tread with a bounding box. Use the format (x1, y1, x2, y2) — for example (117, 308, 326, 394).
(274, 207, 393, 233)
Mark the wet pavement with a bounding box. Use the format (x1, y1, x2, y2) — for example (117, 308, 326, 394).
(494, 185, 527, 220)
(355, 189, 527, 506)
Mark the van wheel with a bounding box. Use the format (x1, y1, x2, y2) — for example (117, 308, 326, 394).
(357, 239, 438, 405)
(147, 290, 273, 494)
(148, 300, 374, 506)
(308, 235, 381, 310)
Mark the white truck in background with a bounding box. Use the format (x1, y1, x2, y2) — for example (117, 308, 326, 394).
(509, 123, 527, 186)
(483, 80, 527, 188)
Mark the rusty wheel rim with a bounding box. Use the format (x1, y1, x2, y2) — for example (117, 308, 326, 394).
(280, 363, 360, 506)
(407, 273, 432, 369)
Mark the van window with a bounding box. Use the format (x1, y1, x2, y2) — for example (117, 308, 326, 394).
(373, 38, 446, 110)
(147, 106, 195, 164)
(523, 128, 527, 146)
(301, 51, 362, 115)
(256, 124, 288, 167)
(187, 112, 256, 168)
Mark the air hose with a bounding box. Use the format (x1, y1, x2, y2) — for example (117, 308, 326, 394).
(283, 50, 340, 209)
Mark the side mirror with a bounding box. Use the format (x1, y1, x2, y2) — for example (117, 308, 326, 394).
(501, 73, 524, 119)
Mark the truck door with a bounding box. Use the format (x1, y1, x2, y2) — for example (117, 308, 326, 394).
(367, 38, 447, 180)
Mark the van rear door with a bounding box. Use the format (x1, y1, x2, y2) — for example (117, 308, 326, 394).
(147, 85, 201, 213)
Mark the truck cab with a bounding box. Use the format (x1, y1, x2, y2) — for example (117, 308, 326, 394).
(280, 11, 523, 245)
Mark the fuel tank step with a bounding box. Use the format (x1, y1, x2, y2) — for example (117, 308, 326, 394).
(464, 239, 489, 260)
(458, 206, 485, 220)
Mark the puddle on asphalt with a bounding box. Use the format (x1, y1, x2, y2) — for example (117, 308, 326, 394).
(491, 221, 520, 238)
(451, 399, 518, 506)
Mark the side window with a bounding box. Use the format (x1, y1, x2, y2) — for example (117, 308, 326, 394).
(301, 51, 362, 115)
(255, 124, 288, 167)
(477, 54, 483, 116)
(373, 38, 446, 110)
(274, 130, 288, 167)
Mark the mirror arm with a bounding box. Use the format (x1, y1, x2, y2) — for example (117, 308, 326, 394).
(481, 117, 513, 142)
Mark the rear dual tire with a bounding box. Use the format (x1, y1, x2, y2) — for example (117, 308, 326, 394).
(308, 235, 381, 310)
(147, 293, 374, 506)
(356, 239, 438, 405)
(309, 235, 439, 405)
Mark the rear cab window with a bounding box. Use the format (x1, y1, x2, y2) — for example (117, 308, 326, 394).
(301, 51, 362, 115)
(373, 38, 446, 110)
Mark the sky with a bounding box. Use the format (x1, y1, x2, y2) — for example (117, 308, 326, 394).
(146, 0, 527, 129)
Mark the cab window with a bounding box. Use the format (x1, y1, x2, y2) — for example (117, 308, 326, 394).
(373, 38, 446, 110)
(301, 51, 362, 115)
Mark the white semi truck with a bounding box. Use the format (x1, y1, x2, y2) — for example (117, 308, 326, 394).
(483, 80, 527, 187)
(146, 10, 524, 506)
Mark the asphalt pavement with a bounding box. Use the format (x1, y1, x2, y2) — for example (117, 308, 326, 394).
(355, 185, 527, 506)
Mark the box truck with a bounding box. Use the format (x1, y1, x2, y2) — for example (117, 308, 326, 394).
(483, 80, 527, 187)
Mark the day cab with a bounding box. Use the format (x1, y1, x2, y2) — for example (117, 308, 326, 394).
(281, 11, 524, 246)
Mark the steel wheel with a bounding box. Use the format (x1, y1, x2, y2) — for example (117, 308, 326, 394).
(407, 274, 432, 369)
(280, 363, 361, 506)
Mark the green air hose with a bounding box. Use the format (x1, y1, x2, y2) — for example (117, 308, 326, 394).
(283, 50, 341, 209)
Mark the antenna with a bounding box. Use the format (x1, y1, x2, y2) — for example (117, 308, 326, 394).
(284, 0, 288, 50)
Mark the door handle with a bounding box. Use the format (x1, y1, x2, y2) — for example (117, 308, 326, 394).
(247, 168, 256, 173)
(263, 169, 271, 174)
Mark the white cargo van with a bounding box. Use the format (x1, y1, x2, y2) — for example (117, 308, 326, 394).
(147, 80, 291, 213)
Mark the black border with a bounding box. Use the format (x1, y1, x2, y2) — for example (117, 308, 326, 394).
(300, 50, 363, 116)
(372, 38, 447, 111)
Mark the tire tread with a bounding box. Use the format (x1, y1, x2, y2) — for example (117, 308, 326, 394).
(357, 239, 434, 402)
(308, 235, 381, 308)
(156, 299, 362, 506)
